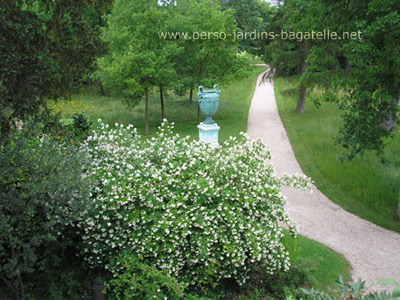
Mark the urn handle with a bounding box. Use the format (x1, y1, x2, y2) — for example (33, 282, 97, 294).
(197, 86, 204, 103)
(213, 84, 221, 94)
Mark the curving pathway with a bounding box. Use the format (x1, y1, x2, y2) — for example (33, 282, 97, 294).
(247, 70, 400, 293)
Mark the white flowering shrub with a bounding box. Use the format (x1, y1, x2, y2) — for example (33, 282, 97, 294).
(79, 120, 311, 288)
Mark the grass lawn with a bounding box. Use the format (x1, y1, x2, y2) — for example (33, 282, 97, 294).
(282, 230, 350, 291)
(295, 235, 351, 289)
(51, 66, 266, 142)
(248, 58, 266, 65)
(274, 76, 400, 233)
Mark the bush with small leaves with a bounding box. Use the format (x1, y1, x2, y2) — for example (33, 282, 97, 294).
(107, 255, 211, 300)
(0, 127, 94, 299)
(79, 120, 311, 289)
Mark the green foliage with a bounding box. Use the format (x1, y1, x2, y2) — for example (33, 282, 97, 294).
(227, 230, 353, 300)
(0, 0, 49, 139)
(220, 0, 276, 56)
(107, 255, 205, 300)
(246, 259, 317, 300)
(268, 0, 400, 158)
(168, 0, 251, 99)
(44, 262, 92, 300)
(300, 0, 400, 158)
(79, 120, 311, 291)
(379, 279, 400, 298)
(98, 0, 179, 133)
(302, 276, 400, 300)
(264, 0, 314, 77)
(71, 113, 93, 140)
(0, 125, 94, 299)
(0, 0, 110, 140)
(98, 0, 177, 102)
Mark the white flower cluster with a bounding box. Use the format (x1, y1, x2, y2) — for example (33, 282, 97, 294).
(78, 120, 311, 287)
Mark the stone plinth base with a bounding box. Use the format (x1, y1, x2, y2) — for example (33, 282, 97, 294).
(198, 122, 220, 148)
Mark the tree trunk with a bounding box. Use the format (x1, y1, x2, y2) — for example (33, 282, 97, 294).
(345, 58, 352, 76)
(296, 84, 307, 114)
(380, 97, 399, 131)
(0, 273, 18, 298)
(18, 273, 25, 300)
(99, 81, 105, 96)
(189, 88, 193, 104)
(398, 187, 400, 217)
(160, 86, 165, 121)
(197, 102, 201, 125)
(145, 88, 149, 135)
(296, 42, 311, 114)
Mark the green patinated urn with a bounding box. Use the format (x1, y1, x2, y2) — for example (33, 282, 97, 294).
(197, 84, 221, 125)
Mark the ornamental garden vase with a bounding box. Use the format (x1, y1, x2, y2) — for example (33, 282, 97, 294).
(197, 84, 220, 124)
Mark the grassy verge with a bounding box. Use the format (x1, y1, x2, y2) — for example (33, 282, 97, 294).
(274, 76, 400, 233)
(296, 235, 351, 289)
(236, 233, 350, 299)
(50, 66, 266, 142)
(283, 230, 351, 290)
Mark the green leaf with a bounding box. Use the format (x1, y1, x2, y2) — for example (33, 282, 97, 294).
(393, 285, 400, 298)
(378, 279, 399, 286)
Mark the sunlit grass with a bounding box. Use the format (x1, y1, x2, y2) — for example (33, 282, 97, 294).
(49, 66, 265, 142)
(282, 230, 350, 290)
(296, 235, 351, 289)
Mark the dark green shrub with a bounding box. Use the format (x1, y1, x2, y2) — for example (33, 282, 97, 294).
(243, 258, 317, 300)
(107, 255, 210, 300)
(0, 127, 93, 299)
(264, 259, 317, 300)
(71, 113, 92, 139)
(41, 259, 93, 300)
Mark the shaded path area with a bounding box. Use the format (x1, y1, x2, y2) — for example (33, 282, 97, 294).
(247, 70, 400, 292)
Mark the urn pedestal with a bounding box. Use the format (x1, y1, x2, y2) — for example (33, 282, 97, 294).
(197, 122, 220, 149)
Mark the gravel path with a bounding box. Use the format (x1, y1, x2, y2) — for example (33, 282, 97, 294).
(247, 70, 400, 293)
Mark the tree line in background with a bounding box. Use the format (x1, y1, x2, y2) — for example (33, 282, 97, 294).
(264, 0, 400, 215)
(0, 0, 275, 139)
(97, 0, 274, 134)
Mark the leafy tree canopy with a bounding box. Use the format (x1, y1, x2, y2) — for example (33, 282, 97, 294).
(301, 0, 400, 158)
(0, 0, 111, 140)
(221, 0, 276, 56)
(171, 0, 250, 99)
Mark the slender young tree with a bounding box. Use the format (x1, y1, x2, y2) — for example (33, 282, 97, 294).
(98, 0, 178, 134)
(168, 0, 250, 123)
